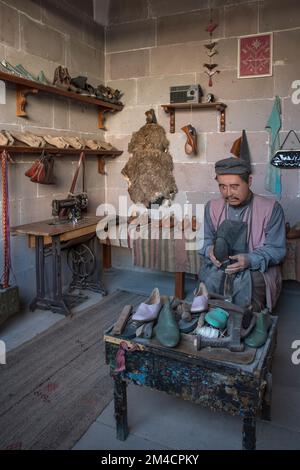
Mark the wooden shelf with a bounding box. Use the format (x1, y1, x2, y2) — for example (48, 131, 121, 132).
(0, 70, 123, 129)
(161, 102, 227, 133)
(0, 145, 123, 174)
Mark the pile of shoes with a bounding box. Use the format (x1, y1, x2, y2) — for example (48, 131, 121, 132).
(52, 66, 123, 105)
(94, 84, 123, 104)
(0, 129, 118, 151)
(112, 282, 273, 352)
(115, 288, 180, 348)
(0, 59, 50, 85)
(25, 151, 55, 184)
(0, 59, 124, 105)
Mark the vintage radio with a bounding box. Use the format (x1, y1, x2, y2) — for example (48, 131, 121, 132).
(170, 85, 202, 104)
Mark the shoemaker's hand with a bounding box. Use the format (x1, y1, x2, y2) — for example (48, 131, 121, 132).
(225, 254, 250, 274)
(208, 246, 222, 268)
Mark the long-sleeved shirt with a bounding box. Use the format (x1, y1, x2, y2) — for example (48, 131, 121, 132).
(200, 196, 286, 272)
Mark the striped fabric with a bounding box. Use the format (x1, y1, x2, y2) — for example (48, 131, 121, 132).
(132, 224, 202, 274)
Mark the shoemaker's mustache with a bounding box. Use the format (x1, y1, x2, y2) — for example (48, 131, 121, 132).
(225, 197, 239, 201)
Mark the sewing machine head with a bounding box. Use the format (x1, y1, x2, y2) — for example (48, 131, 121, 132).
(52, 193, 88, 223)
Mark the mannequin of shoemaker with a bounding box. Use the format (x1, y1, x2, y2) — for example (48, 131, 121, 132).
(199, 156, 286, 312)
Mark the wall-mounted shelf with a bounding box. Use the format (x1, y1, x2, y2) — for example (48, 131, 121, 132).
(0, 145, 123, 174)
(161, 102, 227, 133)
(0, 70, 123, 129)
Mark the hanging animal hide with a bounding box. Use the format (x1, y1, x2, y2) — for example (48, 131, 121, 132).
(121, 110, 177, 208)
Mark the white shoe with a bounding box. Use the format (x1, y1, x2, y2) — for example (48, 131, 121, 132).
(132, 288, 162, 322)
(190, 282, 208, 313)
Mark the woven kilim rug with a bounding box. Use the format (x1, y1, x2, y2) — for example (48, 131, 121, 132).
(0, 290, 145, 450)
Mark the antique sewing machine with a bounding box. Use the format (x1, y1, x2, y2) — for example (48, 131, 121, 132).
(52, 193, 88, 223)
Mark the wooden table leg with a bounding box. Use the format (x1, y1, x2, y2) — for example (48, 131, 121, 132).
(114, 375, 129, 441)
(103, 243, 112, 269)
(175, 272, 185, 299)
(242, 416, 256, 450)
(261, 372, 272, 421)
(30, 236, 45, 311)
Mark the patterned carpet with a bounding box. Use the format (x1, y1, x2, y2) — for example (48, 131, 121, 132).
(0, 290, 145, 450)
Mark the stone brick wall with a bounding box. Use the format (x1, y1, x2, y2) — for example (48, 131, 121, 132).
(105, 0, 300, 227)
(0, 0, 105, 303)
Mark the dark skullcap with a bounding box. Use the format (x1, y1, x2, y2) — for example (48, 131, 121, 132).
(215, 157, 251, 175)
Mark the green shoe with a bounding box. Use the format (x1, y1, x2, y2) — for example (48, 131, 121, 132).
(155, 300, 180, 348)
(205, 307, 229, 330)
(36, 70, 50, 85)
(15, 64, 37, 81)
(244, 309, 271, 348)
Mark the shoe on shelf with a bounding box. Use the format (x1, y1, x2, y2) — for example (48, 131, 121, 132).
(181, 124, 198, 155)
(2, 130, 14, 145)
(53, 66, 72, 90)
(244, 309, 271, 348)
(84, 139, 102, 150)
(190, 282, 208, 313)
(0, 130, 9, 146)
(43, 135, 69, 149)
(63, 136, 85, 149)
(132, 288, 162, 322)
(0, 59, 24, 77)
(36, 70, 50, 85)
(11, 131, 46, 148)
(14, 64, 37, 81)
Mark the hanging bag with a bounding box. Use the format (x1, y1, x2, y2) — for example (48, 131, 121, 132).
(271, 130, 300, 168)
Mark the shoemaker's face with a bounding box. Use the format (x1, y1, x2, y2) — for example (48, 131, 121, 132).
(216, 174, 252, 206)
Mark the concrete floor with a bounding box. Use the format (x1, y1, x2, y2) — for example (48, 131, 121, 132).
(1, 268, 300, 450)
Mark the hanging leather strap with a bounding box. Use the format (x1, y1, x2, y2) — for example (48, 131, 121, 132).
(59, 151, 86, 218)
(68, 151, 86, 196)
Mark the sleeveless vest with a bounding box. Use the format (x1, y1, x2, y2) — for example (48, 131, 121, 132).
(209, 195, 282, 310)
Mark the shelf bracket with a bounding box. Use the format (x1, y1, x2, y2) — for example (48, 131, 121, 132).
(16, 85, 39, 117)
(98, 109, 105, 129)
(98, 156, 106, 174)
(162, 105, 175, 133)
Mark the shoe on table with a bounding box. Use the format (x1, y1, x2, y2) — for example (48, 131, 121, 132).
(191, 282, 208, 313)
(155, 300, 181, 348)
(244, 309, 271, 348)
(132, 288, 161, 322)
(205, 307, 229, 330)
(178, 315, 199, 334)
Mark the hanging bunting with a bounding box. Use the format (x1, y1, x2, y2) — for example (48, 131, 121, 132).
(203, 9, 220, 87)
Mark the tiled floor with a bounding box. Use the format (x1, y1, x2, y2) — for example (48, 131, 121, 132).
(1, 268, 300, 450)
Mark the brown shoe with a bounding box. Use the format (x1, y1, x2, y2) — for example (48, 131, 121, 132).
(63, 136, 84, 149)
(43, 135, 69, 149)
(0, 131, 9, 146)
(181, 124, 197, 155)
(11, 131, 46, 147)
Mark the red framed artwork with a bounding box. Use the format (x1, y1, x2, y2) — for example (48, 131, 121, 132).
(238, 33, 273, 78)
